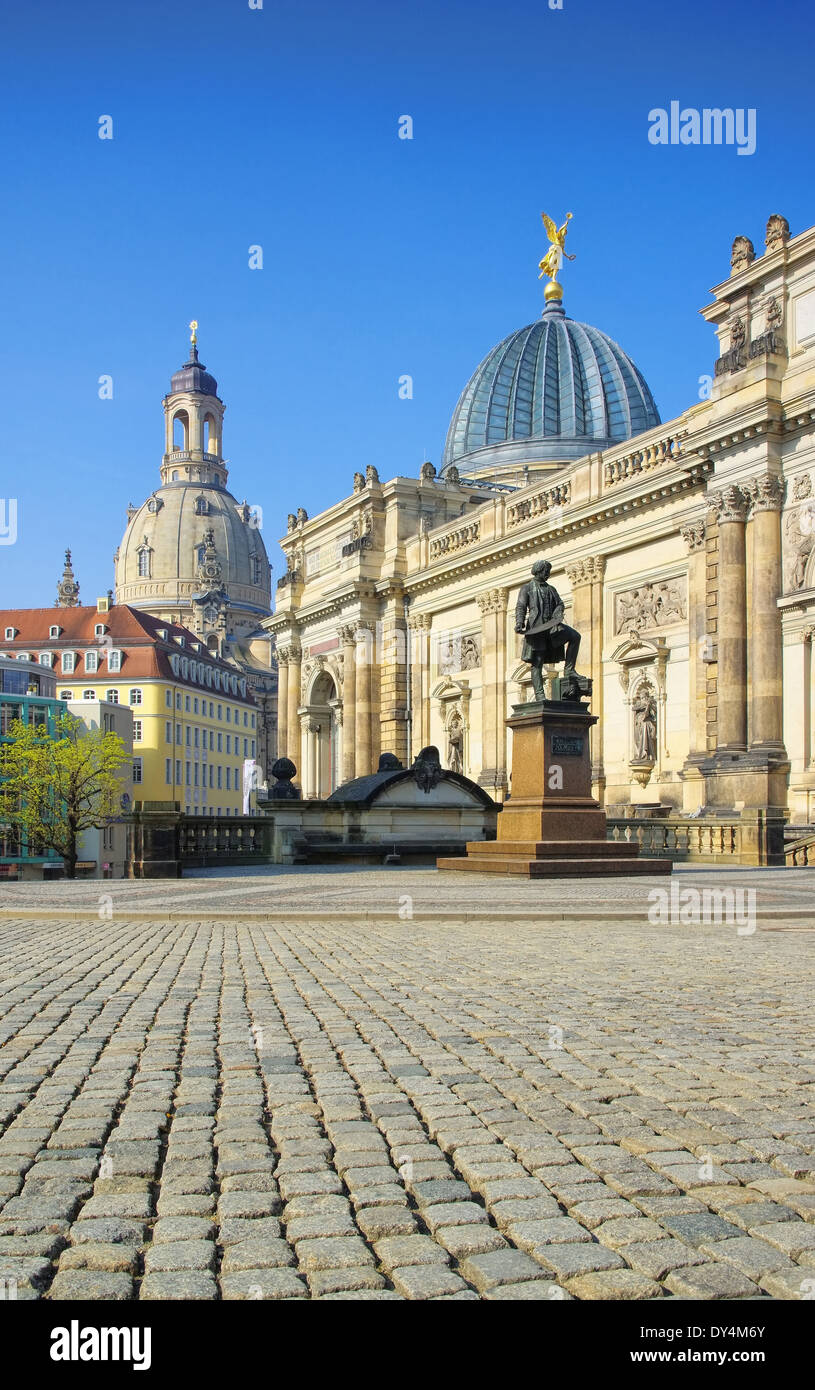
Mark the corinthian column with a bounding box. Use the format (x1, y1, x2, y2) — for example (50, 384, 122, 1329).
(476, 587, 508, 798)
(710, 486, 749, 751)
(680, 521, 708, 761)
(275, 652, 289, 764)
(286, 642, 302, 768)
(339, 625, 357, 783)
(407, 613, 431, 758)
(355, 622, 374, 777)
(566, 557, 606, 797)
(747, 472, 786, 750)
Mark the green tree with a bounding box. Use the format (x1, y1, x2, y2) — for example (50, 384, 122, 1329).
(0, 713, 130, 879)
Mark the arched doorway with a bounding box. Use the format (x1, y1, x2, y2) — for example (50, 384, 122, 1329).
(301, 669, 341, 797)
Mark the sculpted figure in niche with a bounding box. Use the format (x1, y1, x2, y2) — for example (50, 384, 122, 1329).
(632, 687, 657, 763)
(447, 714, 464, 774)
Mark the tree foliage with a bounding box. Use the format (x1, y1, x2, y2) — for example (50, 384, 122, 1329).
(0, 713, 130, 878)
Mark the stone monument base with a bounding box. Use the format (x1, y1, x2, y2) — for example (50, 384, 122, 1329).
(437, 699, 672, 878)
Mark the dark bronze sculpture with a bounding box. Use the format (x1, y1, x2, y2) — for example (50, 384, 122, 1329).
(515, 558, 583, 701)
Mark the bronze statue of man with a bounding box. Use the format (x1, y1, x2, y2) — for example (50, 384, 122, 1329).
(515, 558, 582, 700)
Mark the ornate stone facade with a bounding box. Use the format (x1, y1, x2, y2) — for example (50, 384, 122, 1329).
(264, 215, 815, 826)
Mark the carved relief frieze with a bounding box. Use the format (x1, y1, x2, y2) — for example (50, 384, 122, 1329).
(613, 578, 686, 635)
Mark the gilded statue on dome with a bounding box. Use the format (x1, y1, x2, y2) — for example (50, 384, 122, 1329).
(538, 212, 576, 301)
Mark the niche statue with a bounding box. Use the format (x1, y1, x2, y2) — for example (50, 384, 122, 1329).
(515, 558, 583, 701)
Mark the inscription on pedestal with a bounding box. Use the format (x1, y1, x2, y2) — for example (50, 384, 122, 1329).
(551, 735, 584, 756)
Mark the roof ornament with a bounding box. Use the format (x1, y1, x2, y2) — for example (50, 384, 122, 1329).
(189, 319, 199, 363)
(538, 211, 575, 306)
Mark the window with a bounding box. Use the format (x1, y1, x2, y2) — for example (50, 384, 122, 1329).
(133, 721, 142, 742)
(39, 652, 53, 667)
(85, 651, 98, 673)
(209, 731, 214, 750)
(60, 690, 73, 701)
(251, 740, 255, 757)
(209, 702, 214, 718)
(226, 768, 231, 790)
(176, 723, 182, 743)
(226, 735, 231, 754)
(217, 766, 222, 789)
(176, 692, 182, 709)
(209, 765, 214, 788)
(106, 689, 119, 704)
(165, 689, 172, 707)
(251, 714, 255, 729)
(108, 650, 122, 672)
(243, 711, 248, 727)
(185, 727, 191, 747)
(165, 758, 172, 784)
(62, 652, 75, 673)
(129, 689, 142, 705)
(193, 698, 199, 714)
(165, 721, 172, 742)
(4, 627, 17, 640)
(137, 548, 151, 578)
(194, 727, 199, 748)
(217, 704, 222, 720)
(49, 625, 61, 639)
(217, 732, 222, 752)
(175, 759, 182, 783)
(133, 758, 143, 784)
(94, 623, 106, 637)
(244, 739, 248, 757)
(185, 694, 190, 712)
(82, 689, 96, 701)
(185, 762, 191, 786)
(226, 707, 231, 723)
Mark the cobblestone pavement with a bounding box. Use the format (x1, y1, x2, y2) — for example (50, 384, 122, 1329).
(0, 904, 813, 1301)
(3, 864, 815, 922)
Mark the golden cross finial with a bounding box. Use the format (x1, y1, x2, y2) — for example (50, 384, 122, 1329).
(189, 319, 198, 345)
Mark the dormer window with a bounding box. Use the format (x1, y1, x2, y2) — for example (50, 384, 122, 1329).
(85, 650, 99, 673)
(157, 628, 168, 640)
(49, 625, 61, 639)
(4, 627, 17, 640)
(62, 651, 76, 673)
(39, 652, 53, 667)
(107, 649, 122, 672)
(94, 623, 107, 637)
(194, 496, 209, 516)
(137, 542, 152, 578)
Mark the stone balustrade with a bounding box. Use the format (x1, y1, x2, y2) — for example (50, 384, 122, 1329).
(429, 520, 480, 561)
(506, 482, 571, 529)
(602, 430, 687, 488)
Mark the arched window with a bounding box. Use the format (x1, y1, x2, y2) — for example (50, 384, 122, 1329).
(203, 414, 218, 455)
(137, 547, 152, 578)
(172, 411, 189, 452)
(194, 495, 208, 516)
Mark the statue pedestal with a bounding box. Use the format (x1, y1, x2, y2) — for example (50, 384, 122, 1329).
(437, 700, 672, 877)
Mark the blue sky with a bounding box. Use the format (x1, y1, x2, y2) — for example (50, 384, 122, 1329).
(0, 0, 812, 606)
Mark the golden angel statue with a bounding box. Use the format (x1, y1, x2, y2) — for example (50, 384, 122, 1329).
(538, 211, 575, 286)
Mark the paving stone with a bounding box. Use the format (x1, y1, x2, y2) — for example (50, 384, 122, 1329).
(664, 1264, 760, 1299)
(532, 1243, 626, 1278)
(143, 1240, 215, 1272)
(485, 1280, 572, 1300)
(49, 1270, 135, 1300)
(308, 1267, 387, 1296)
(435, 1223, 507, 1259)
(660, 1212, 741, 1247)
(220, 1238, 295, 1272)
(699, 1235, 792, 1279)
(459, 1248, 548, 1291)
(295, 1236, 375, 1271)
(139, 1271, 218, 1300)
(623, 1238, 706, 1279)
(375, 1235, 450, 1271)
(565, 1269, 662, 1300)
(759, 1268, 815, 1300)
(749, 1221, 815, 1259)
(390, 1265, 472, 1299)
(58, 1242, 138, 1273)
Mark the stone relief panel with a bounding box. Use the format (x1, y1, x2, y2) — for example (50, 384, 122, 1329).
(437, 632, 481, 674)
(613, 578, 686, 635)
(784, 504, 815, 591)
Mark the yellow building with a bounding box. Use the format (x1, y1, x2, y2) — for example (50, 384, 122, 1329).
(0, 581, 259, 817)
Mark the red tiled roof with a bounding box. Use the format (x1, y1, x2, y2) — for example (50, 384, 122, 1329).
(0, 605, 256, 703)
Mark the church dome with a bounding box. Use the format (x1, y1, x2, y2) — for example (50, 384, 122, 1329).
(115, 482, 271, 622)
(441, 301, 660, 477)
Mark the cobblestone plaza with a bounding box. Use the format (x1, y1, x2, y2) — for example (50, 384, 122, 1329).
(0, 868, 813, 1302)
